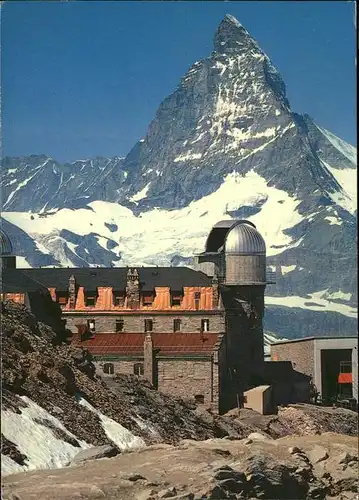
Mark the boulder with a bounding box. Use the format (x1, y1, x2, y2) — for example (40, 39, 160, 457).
(247, 432, 273, 441)
(288, 446, 303, 455)
(71, 445, 119, 465)
(244, 455, 310, 499)
(308, 445, 329, 464)
(338, 451, 357, 465)
(158, 486, 177, 498)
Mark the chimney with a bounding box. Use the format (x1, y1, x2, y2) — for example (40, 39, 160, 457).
(212, 274, 220, 308)
(126, 268, 140, 309)
(143, 332, 154, 385)
(68, 275, 76, 309)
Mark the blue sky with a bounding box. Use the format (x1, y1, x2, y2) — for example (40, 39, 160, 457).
(2, 1, 356, 163)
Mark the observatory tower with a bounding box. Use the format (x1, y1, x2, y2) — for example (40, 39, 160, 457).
(195, 219, 272, 410)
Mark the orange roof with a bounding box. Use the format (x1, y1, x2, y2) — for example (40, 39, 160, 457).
(71, 332, 221, 356)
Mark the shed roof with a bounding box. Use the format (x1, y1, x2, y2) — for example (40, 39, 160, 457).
(271, 336, 358, 345)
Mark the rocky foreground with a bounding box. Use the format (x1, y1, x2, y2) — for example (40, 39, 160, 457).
(1, 299, 358, 498)
(2, 432, 359, 500)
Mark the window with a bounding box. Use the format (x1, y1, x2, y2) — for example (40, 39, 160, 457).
(103, 363, 114, 375)
(201, 319, 210, 332)
(85, 296, 96, 307)
(144, 319, 153, 332)
(114, 294, 125, 307)
(195, 394, 205, 404)
(134, 363, 144, 376)
(143, 294, 154, 306)
(116, 319, 124, 333)
(87, 319, 96, 334)
(173, 319, 181, 332)
(171, 293, 182, 307)
(57, 294, 68, 306)
(194, 291, 201, 310)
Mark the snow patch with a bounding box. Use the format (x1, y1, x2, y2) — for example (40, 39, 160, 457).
(129, 183, 151, 203)
(14, 256, 31, 268)
(324, 290, 352, 301)
(1, 396, 90, 476)
(133, 415, 159, 437)
(173, 152, 202, 163)
(265, 292, 357, 318)
(316, 124, 357, 165)
(321, 160, 357, 215)
(78, 397, 145, 450)
(325, 216, 343, 226)
(281, 265, 296, 275)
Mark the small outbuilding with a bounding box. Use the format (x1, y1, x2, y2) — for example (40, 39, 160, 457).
(270, 336, 358, 405)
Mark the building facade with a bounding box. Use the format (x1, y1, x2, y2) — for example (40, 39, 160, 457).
(1, 220, 274, 413)
(271, 337, 358, 404)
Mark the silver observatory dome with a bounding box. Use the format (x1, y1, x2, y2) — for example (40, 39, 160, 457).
(194, 219, 267, 285)
(224, 221, 266, 255)
(224, 220, 266, 285)
(0, 228, 13, 256)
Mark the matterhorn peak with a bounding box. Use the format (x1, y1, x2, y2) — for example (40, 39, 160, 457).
(214, 14, 263, 55)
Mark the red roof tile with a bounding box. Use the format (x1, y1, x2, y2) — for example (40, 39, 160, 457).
(71, 332, 220, 356)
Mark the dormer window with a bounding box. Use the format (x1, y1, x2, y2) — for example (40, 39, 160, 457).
(194, 291, 201, 310)
(142, 293, 154, 306)
(113, 290, 125, 307)
(171, 290, 183, 307)
(86, 296, 96, 307)
(56, 292, 68, 307)
(85, 290, 97, 307)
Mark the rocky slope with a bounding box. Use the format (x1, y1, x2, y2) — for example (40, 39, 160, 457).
(3, 433, 359, 499)
(1, 14, 357, 339)
(0, 299, 235, 476)
(1, 299, 358, 481)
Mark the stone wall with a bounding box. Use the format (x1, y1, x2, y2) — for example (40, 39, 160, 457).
(94, 357, 214, 406)
(94, 359, 144, 378)
(64, 312, 225, 334)
(157, 359, 213, 405)
(271, 339, 315, 378)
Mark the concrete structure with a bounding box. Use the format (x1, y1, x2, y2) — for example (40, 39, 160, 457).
(243, 385, 273, 415)
(271, 337, 358, 404)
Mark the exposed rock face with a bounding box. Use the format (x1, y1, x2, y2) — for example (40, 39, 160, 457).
(2, 433, 358, 499)
(1, 155, 125, 212)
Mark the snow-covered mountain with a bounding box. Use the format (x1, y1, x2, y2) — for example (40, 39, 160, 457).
(1, 155, 125, 212)
(1, 14, 357, 339)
